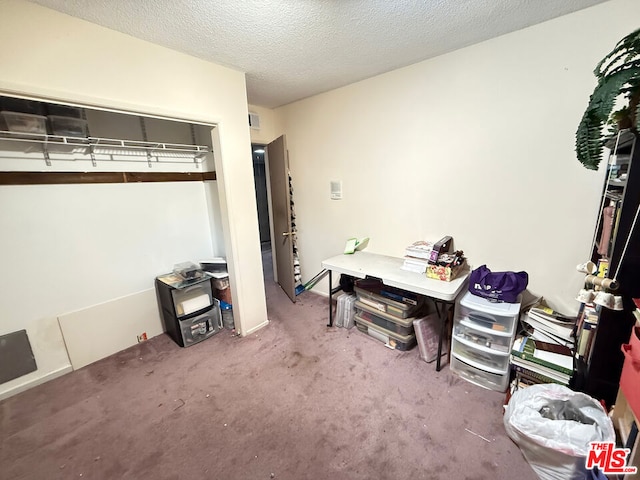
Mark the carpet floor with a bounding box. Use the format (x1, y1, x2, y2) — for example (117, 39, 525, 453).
(1, 253, 537, 480)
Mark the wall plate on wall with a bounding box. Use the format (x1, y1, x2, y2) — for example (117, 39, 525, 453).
(330, 180, 342, 200)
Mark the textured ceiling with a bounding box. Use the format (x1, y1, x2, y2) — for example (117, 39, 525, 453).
(31, 0, 608, 108)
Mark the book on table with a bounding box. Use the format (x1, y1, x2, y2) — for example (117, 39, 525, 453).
(401, 256, 430, 273)
(404, 240, 434, 259)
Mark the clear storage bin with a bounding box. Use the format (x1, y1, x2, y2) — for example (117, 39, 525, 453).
(336, 292, 357, 329)
(354, 300, 414, 336)
(48, 115, 88, 137)
(0, 97, 46, 115)
(354, 313, 416, 351)
(1, 111, 47, 134)
(354, 279, 425, 318)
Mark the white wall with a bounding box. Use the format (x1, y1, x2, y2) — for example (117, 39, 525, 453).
(277, 0, 639, 314)
(0, 0, 268, 397)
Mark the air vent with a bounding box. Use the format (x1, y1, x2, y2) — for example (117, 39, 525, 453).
(248, 112, 260, 130)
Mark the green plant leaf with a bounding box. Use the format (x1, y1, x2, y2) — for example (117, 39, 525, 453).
(576, 28, 640, 170)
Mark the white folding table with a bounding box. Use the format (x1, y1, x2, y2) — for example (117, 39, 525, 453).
(321, 251, 470, 371)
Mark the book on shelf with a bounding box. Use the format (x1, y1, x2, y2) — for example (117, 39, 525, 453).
(511, 363, 569, 386)
(576, 321, 596, 360)
(510, 355, 571, 385)
(511, 336, 574, 376)
(526, 325, 575, 348)
(529, 303, 577, 324)
(523, 311, 575, 342)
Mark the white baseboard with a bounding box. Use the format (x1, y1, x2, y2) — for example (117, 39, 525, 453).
(243, 319, 269, 336)
(0, 365, 73, 401)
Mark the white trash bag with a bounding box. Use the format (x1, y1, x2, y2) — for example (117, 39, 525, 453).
(504, 383, 615, 480)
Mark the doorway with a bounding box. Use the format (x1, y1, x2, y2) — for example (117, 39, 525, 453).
(252, 143, 273, 281)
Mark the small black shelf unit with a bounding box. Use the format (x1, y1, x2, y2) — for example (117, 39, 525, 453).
(155, 274, 222, 347)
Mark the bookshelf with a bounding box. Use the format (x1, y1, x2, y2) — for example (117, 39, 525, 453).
(580, 129, 640, 407)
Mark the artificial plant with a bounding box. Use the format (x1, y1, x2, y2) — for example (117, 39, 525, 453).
(576, 27, 640, 170)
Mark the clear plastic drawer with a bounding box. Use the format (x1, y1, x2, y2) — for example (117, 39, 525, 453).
(171, 280, 213, 317)
(453, 316, 514, 353)
(457, 304, 517, 336)
(451, 337, 509, 373)
(450, 354, 510, 392)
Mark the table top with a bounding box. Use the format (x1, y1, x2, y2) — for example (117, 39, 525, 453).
(322, 251, 469, 302)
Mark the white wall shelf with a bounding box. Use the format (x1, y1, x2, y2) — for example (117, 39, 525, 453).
(0, 130, 210, 167)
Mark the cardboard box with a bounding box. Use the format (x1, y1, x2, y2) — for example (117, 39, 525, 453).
(426, 260, 466, 282)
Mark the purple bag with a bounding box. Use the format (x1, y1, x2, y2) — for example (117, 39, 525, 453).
(468, 265, 528, 303)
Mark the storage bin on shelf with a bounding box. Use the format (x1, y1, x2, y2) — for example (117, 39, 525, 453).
(0, 98, 46, 115)
(48, 115, 88, 137)
(1, 111, 47, 134)
(46, 104, 83, 118)
(450, 291, 521, 392)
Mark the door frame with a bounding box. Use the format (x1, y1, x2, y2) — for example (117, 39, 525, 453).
(252, 142, 278, 282)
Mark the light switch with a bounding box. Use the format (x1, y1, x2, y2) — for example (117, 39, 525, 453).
(330, 180, 342, 200)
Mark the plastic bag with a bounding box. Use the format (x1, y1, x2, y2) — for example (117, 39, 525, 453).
(469, 264, 528, 303)
(504, 384, 615, 480)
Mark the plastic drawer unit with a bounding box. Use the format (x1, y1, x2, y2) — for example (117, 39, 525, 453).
(450, 291, 521, 392)
(155, 274, 222, 348)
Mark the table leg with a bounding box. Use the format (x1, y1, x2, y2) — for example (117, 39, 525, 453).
(328, 270, 333, 327)
(435, 301, 452, 372)
(436, 302, 444, 371)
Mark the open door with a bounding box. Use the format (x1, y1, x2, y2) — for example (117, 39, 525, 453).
(266, 135, 296, 302)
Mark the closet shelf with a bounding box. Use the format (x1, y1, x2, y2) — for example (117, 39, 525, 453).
(0, 130, 211, 166)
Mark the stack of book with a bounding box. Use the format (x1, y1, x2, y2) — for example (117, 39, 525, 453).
(401, 241, 434, 273)
(510, 336, 574, 387)
(573, 303, 600, 363)
(521, 302, 577, 349)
